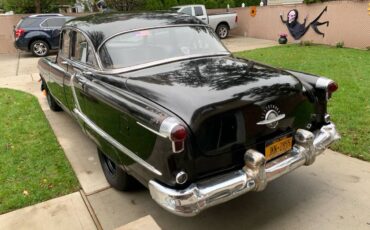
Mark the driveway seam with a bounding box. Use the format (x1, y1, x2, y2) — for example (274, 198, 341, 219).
(80, 189, 103, 230)
(15, 51, 20, 76)
(84, 185, 111, 196)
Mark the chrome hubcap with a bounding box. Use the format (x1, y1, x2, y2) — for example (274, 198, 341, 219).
(218, 27, 228, 38)
(33, 42, 47, 56)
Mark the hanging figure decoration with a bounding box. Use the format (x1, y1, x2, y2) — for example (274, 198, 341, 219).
(280, 6, 329, 40)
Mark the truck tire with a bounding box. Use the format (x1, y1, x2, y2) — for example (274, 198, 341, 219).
(30, 40, 49, 57)
(98, 148, 140, 191)
(216, 23, 229, 39)
(46, 89, 62, 112)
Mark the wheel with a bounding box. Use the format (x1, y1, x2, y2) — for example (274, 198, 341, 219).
(98, 148, 139, 191)
(216, 24, 229, 39)
(46, 89, 62, 112)
(30, 40, 49, 57)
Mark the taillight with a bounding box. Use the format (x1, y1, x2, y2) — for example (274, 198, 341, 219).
(160, 117, 187, 153)
(170, 125, 187, 142)
(316, 78, 338, 100)
(15, 28, 25, 38)
(235, 15, 238, 23)
(328, 81, 338, 93)
(327, 81, 338, 99)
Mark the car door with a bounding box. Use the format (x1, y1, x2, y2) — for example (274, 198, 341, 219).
(64, 30, 96, 115)
(47, 29, 70, 107)
(194, 6, 208, 24)
(66, 30, 125, 163)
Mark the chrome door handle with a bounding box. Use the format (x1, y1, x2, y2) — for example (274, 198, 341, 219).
(76, 75, 87, 84)
(83, 71, 93, 76)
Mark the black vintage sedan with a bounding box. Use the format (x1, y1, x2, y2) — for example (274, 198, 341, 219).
(38, 12, 340, 216)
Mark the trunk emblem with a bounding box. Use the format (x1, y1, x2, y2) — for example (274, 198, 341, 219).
(257, 105, 285, 129)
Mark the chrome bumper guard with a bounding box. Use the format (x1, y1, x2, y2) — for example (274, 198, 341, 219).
(149, 123, 340, 216)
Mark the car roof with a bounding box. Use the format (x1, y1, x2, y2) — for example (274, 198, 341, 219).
(28, 14, 64, 18)
(64, 12, 205, 49)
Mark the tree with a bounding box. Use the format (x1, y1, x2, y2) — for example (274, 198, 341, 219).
(106, 0, 145, 11)
(145, 0, 163, 10)
(205, 0, 218, 9)
(3, 0, 75, 13)
(163, 0, 178, 8)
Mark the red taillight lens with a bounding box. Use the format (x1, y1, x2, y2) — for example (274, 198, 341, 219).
(328, 81, 338, 93)
(15, 28, 25, 38)
(327, 81, 338, 99)
(170, 125, 187, 142)
(235, 15, 238, 23)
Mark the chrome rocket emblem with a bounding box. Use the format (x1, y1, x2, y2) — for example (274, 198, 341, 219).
(257, 105, 285, 129)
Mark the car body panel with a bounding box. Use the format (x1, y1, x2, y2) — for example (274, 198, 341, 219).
(37, 12, 339, 214)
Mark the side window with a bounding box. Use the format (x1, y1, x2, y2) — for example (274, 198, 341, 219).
(71, 31, 97, 66)
(42, 18, 66, 28)
(180, 7, 192, 16)
(60, 30, 70, 57)
(194, 7, 204, 16)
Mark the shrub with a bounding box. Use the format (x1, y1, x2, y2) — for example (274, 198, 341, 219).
(145, 0, 163, 10)
(300, 40, 313, 46)
(336, 41, 344, 48)
(163, 0, 179, 8)
(205, 0, 219, 8)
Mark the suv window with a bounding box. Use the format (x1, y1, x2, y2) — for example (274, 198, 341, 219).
(19, 18, 41, 28)
(180, 7, 192, 16)
(41, 17, 66, 28)
(71, 31, 96, 66)
(194, 6, 204, 16)
(60, 30, 70, 57)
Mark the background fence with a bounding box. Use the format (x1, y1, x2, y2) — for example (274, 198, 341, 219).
(0, 1, 369, 54)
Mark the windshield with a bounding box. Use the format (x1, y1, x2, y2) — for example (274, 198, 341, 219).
(99, 26, 229, 69)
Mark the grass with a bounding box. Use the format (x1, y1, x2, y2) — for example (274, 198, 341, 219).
(0, 88, 79, 214)
(235, 44, 370, 161)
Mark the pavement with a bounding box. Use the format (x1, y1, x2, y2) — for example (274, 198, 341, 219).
(1, 38, 370, 230)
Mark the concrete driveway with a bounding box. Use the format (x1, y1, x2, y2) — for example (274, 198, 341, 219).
(1, 39, 370, 230)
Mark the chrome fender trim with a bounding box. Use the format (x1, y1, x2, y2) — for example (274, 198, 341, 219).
(73, 108, 162, 176)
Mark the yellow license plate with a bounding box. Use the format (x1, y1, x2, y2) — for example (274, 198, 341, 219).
(265, 136, 293, 160)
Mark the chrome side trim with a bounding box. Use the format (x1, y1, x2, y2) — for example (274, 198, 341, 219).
(315, 77, 333, 89)
(70, 74, 82, 111)
(149, 123, 340, 216)
(97, 24, 211, 52)
(256, 114, 286, 125)
(73, 108, 162, 176)
(137, 122, 167, 138)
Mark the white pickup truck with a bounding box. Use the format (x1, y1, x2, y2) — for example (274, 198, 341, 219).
(171, 4, 238, 39)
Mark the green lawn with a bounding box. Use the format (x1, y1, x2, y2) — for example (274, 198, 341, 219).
(0, 89, 79, 214)
(235, 45, 370, 161)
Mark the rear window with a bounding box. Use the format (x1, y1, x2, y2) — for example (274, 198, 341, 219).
(179, 7, 192, 16)
(41, 17, 67, 27)
(99, 26, 228, 69)
(18, 18, 41, 28)
(194, 7, 204, 16)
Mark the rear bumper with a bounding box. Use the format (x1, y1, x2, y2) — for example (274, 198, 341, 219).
(14, 39, 29, 51)
(149, 123, 340, 216)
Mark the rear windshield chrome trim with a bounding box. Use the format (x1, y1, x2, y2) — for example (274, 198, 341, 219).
(97, 24, 211, 52)
(98, 52, 231, 74)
